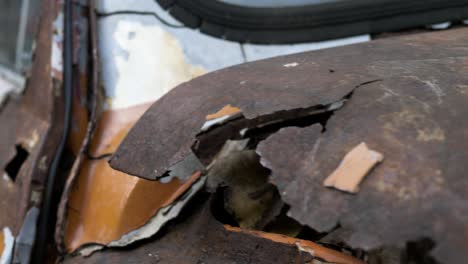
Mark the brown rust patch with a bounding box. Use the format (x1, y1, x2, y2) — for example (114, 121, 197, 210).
(110, 28, 468, 182)
(257, 52, 468, 263)
(106, 28, 468, 263)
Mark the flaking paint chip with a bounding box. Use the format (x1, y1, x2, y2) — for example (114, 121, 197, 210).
(323, 142, 383, 193)
(206, 104, 241, 120)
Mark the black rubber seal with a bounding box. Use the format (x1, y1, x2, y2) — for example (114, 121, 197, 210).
(158, 0, 468, 43)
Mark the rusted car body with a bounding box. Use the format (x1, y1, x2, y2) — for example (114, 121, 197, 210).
(0, 0, 467, 263)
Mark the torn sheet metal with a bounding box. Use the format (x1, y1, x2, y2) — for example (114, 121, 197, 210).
(64, 156, 180, 252)
(323, 142, 384, 194)
(107, 173, 205, 248)
(63, 104, 204, 254)
(63, 196, 349, 264)
(0, 228, 13, 264)
(59, 6, 212, 252)
(257, 33, 468, 263)
(201, 104, 242, 132)
(75, 174, 205, 256)
(110, 28, 468, 182)
(257, 125, 322, 199)
(206, 140, 282, 229)
(161, 152, 204, 183)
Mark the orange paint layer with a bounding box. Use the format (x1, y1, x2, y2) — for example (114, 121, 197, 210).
(205, 104, 241, 120)
(224, 225, 365, 264)
(0, 230, 4, 257)
(324, 142, 384, 193)
(64, 103, 197, 252)
(67, 90, 89, 155)
(88, 102, 153, 156)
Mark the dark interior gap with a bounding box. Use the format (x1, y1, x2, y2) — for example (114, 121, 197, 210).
(4, 144, 29, 182)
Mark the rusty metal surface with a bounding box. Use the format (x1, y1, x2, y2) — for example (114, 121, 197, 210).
(110, 27, 468, 181)
(63, 195, 317, 264)
(257, 48, 468, 263)
(107, 28, 468, 263)
(55, 0, 99, 252)
(0, 0, 62, 235)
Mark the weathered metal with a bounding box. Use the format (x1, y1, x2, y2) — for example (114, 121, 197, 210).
(63, 196, 361, 264)
(110, 27, 468, 263)
(0, 0, 62, 236)
(110, 27, 468, 182)
(257, 38, 468, 263)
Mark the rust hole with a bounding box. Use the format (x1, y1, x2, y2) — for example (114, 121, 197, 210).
(4, 144, 29, 182)
(210, 187, 239, 227)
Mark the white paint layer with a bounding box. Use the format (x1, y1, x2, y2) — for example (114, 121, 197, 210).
(103, 20, 205, 109)
(1, 228, 14, 264)
(51, 12, 64, 79)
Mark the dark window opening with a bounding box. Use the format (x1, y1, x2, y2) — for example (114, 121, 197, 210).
(4, 144, 29, 181)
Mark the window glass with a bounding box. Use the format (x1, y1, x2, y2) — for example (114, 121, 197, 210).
(0, 0, 41, 75)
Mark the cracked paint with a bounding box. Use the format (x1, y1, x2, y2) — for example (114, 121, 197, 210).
(103, 20, 205, 110)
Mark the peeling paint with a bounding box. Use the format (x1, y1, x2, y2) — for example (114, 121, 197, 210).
(206, 104, 241, 120)
(323, 142, 384, 194)
(201, 113, 242, 132)
(104, 20, 205, 110)
(51, 12, 64, 79)
(0, 227, 13, 264)
(77, 245, 104, 257)
(106, 176, 205, 248)
(61, 97, 207, 254)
